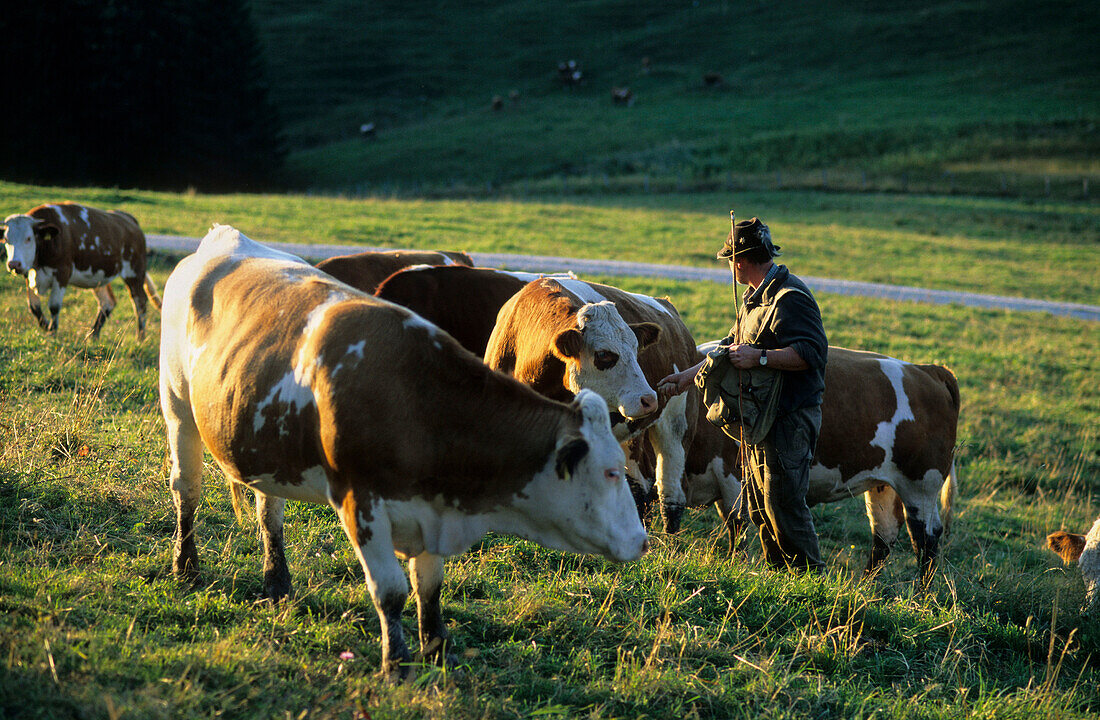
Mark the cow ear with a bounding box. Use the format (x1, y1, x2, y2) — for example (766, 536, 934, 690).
(1047, 531, 1086, 564)
(555, 436, 589, 480)
(631, 321, 661, 349)
(34, 222, 60, 245)
(552, 328, 584, 360)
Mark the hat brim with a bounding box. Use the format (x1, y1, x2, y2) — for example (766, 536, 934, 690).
(728, 245, 782, 258)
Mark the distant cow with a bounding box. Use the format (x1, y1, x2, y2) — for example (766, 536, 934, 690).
(611, 87, 634, 106)
(1048, 516, 1100, 613)
(558, 60, 583, 87)
(3, 202, 161, 339)
(703, 72, 724, 87)
(159, 226, 647, 677)
(673, 343, 959, 582)
(374, 266, 571, 357)
(315, 249, 473, 295)
(485, 277, 701, 532)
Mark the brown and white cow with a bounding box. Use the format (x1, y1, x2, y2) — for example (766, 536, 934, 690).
(315, 249, 474, 295)
(3, 202, 161, 339)
(159, 226, 647, 677)
(374, 265, 577, 357)
(485, 277, 700, 532)
(673, 342, 960, 582)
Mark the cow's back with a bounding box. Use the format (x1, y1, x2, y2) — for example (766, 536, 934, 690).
(317, 250, 474, 295)
(374, 265, 527, 356)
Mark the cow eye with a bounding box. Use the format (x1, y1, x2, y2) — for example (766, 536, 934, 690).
(594, 350, 619, 370)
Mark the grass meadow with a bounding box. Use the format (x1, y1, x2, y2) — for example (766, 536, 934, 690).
(249, 1, 1099, 196)
(1, 182, 1098, 719)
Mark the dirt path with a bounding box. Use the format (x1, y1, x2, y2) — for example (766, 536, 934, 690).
(147, 235, 1100, 322)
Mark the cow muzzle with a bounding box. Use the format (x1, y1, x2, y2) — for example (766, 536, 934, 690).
(7, 260, 26, 276)
(619, 390, 658, 421)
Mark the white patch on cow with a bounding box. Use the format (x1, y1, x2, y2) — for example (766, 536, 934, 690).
(502, 270, 576, 283)
(684, 456, 740, 511)
(300, 294, 343, 341)
(331, 340, 368, 376)
(189, 342, 208, 376)
(402, 311, 442, 348)
(870, 359, 915, 452)
(557, 278, 673, 318)
(557, 278, 609, 304)
(383, 495, 492, 558)
(78, 206, 90, 226)
(246, 466, 331, 504)
(70, 267, 111, 288)
(253, 367, 316, 435)
(808, 358, 918, 505)
(28, 266, 56, 295)
(402, 312, 437, 335)
(49, 206, 69, 225)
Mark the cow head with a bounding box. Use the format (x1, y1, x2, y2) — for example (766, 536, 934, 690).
(520, 389, 649, 562)
(3, 214, 57, 276)
(551, 301, 659, 424)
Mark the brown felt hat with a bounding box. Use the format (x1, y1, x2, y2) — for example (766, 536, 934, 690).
(717, 214, 781, 260)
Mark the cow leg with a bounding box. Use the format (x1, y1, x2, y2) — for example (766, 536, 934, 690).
(649, 393, 689, 533)
(410, 552, 451, 665)
(165, 400, 204, 582)
(121, 274, 150, 340)
(335, 492, 411, 679)
(904, 505, 942, 589)
(863, 484, 905, 578)
(255, 493, 292, 600)
(895, 483, 946, 588)
(25, 285, 49, 330)
(89, 284, 116, 339)
(45, 283, 65, 334)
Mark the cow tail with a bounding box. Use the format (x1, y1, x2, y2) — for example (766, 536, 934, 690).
(144, 273, 163, 310)
(940, 456, 957, 532)
(921, 363, 960, 533)
(229, 480, 249, 526)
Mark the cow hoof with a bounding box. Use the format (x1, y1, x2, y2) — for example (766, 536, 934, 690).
(382, 660, 413, 683)
(173, 552, 200, 584)
(262, 570, 294, 602)
(661, 503, 684, 534)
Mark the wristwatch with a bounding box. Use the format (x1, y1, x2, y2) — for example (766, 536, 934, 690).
(758, 349, 768, 366)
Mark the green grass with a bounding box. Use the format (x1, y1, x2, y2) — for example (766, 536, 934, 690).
(1, 185, 1098, 718)
(248, 0, 1100, 191)
(3, 182, 1097, 305)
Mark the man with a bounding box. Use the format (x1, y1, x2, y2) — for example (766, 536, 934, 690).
(659, 214, 828, 572)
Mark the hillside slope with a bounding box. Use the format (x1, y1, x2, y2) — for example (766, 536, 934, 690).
(252, 0, 1099, 190)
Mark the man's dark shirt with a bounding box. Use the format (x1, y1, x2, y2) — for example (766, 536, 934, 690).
(723, 265, 828, 413)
